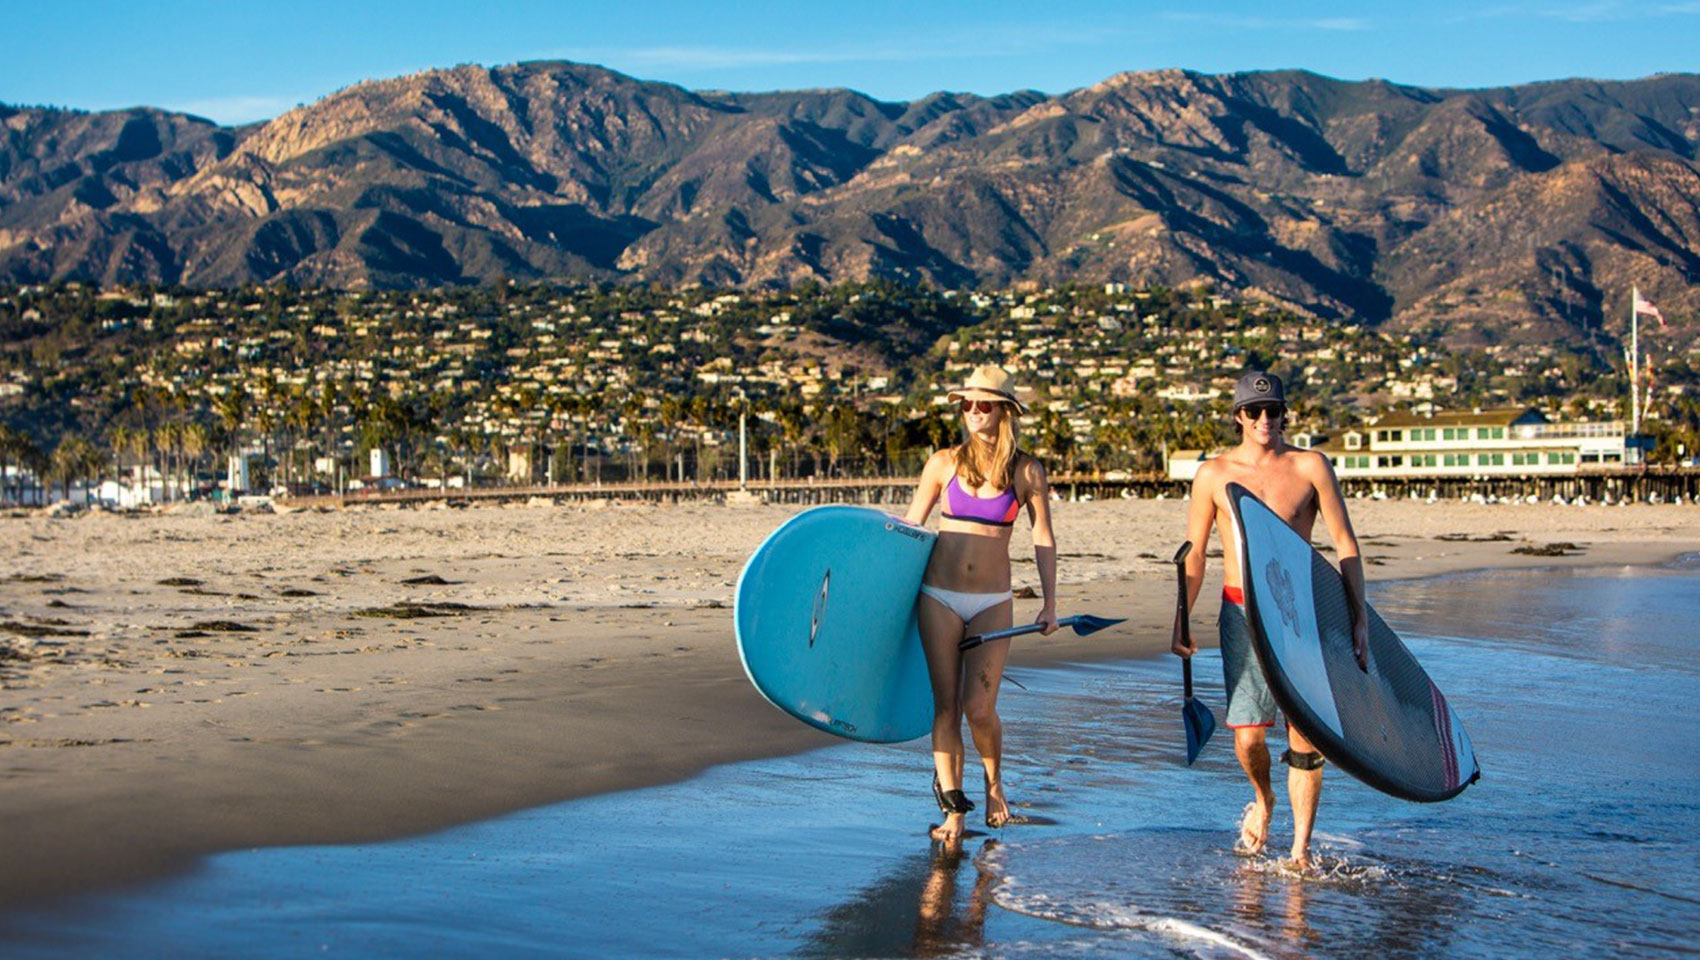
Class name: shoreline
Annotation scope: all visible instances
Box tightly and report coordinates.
[2,498,1696,908]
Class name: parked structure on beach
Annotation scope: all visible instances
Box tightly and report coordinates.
[1168,407,1641,481]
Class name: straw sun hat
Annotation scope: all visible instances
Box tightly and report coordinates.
[945,364,1028,414]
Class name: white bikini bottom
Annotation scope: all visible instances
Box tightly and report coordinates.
[919,584,1013,624]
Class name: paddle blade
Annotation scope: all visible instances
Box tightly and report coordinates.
[1065,615,1125,637]
[1184,697,1217,765]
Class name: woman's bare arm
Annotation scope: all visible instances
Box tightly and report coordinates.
[904,449,949,526]
[1024,457,1059,634]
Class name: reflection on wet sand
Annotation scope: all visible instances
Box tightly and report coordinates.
[798,840,999,959]
[1227,859,1316,951]
[1220,848,1478,960]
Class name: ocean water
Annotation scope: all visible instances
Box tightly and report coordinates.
[5,559,1699,959]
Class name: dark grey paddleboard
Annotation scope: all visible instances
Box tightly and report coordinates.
[1226,483,1480,802]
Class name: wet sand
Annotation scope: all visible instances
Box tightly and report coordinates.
[2,496,1695,906]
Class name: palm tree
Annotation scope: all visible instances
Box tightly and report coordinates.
[78,438,105,505]
[215,386,247,446]
[252,407,277,492]
[183,423,208,498]
[316,382,342,488]
[657,396,684,482]
[154,422,181,503]
[776,402,806,480]
[215,386,248,494]
[19,436,48,507]
[286,388,317,494]
[107,425,134,501]
[0,424,23,506]
[50,436,98,505]
[1036,409,1076,475]
[422,442,453,493]
[123,425,151,500]
[824,404,865,478]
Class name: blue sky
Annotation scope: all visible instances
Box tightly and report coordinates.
[3,0,1697,125]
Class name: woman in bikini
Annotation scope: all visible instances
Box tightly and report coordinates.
[903,365,1058,844]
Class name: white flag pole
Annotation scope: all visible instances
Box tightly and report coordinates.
[1630,286,1641,437]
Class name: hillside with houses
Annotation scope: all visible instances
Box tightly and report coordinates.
[2,280,1695,505]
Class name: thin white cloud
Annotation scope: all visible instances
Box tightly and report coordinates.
[1441,5,1527,22]
[551,25,1138,77]
[1160,12,1373,30]
[574,46,891,71]
[1541,1,1632,21]
[162,94,303,125]
[1451,0,1699,19]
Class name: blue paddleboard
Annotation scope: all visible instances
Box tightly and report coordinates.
[1226,483,1480,802]
[734,506,936,743]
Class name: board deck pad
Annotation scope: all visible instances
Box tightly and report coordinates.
[1226,483,1479,802]
[735,506,936,743]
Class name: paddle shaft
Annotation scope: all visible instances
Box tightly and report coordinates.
[958,616,1078,651]
[1173,539,1218,765]
[1173,541,1195,699]
[957,614,1125,651]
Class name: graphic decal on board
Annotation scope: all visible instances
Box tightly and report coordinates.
[1266,559,1300,634]
[809,570,830,648]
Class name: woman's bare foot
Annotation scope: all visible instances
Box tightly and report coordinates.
[984,778,1012,828]
[930,811,966,843]
[1235,799,1272,856]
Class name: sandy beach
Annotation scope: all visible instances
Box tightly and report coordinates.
[3,495,1697,907]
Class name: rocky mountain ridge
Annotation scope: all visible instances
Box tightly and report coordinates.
[2,62,1697,348]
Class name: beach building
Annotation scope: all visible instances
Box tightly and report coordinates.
[1166,449,1211,482]
[1166,407,1637,481]
[1,465,48,506]
[228,454,250,493]
[507,445,534,483]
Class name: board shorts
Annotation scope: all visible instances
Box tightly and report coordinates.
[1219,585,1276,728]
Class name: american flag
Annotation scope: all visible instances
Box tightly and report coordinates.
[1633,287,1668,329]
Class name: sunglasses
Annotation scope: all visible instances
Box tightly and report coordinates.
[1241,403,1286,421]
[959,399,1007,414]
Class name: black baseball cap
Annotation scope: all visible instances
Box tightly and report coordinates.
[1232,371,1286,412]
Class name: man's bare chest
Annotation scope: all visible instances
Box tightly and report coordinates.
[1215,468,1315,529]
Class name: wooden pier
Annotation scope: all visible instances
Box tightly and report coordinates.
[283,466,1700,509]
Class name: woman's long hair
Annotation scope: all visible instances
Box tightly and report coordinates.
[955,405,1020,491]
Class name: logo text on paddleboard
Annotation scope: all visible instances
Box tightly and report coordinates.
[1265,559,1300,634]
[886,517,929,541]
[809,570,830,648]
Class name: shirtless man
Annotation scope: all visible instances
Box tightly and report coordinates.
[1171,371,1368,870]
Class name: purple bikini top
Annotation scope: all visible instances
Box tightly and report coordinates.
[941,474,1020,527]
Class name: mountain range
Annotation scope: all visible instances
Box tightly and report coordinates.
[3,62,1698,348]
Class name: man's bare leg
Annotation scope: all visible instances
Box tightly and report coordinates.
[1285,725,1323,869]
[1233,726,1275,855]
